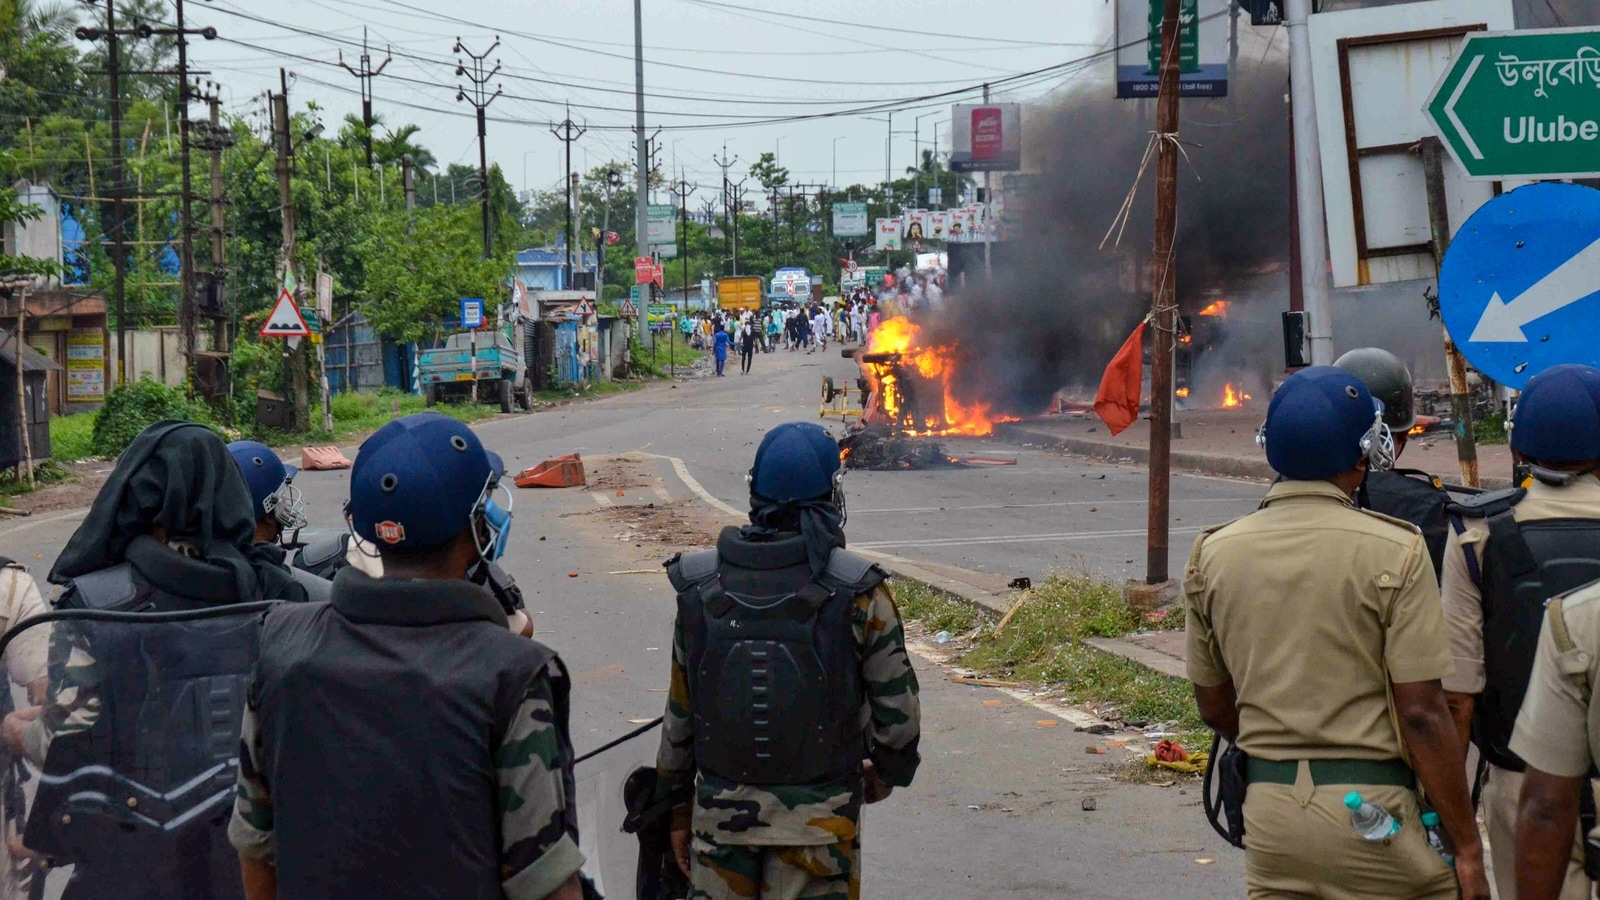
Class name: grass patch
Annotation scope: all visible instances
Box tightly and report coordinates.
[1474,413,1508,445]
[631,336,703,377]
[0,460,73,505]
[49,413,96,462]
[531,380,643,404]
[251,387,501,448]
[898,571,1205,735]
[893,579,981,635]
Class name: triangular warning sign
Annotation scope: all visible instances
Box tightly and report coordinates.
[618,298,637,317]
[260,288,311,337]
[574,297,595,317]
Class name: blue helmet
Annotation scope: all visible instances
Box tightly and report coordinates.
[348,413,506,552]
[1511,364,1600,463]
[227,440,305,529]
[750,422,842,502]
[1261,366,1390,481]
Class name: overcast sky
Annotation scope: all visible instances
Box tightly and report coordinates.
[183,0,1119,202]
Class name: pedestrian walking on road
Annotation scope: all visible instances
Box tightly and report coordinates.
[655,422,921,900]
[1186,366,1489,900]
[1439,364,1600,900]
[713,325,730,376]
[739,322,756,375]
[229,413,589,900]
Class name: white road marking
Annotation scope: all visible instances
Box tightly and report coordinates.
[852,497,1254,515]
[853,526,1207,550]
[651,486,673,503]
[590,493,614,508]
[0,508,89,539]
[629,453,744,519]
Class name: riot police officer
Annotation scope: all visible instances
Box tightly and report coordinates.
[1186,367,1488,899]
[1335,347,1453,580]
[229,412,585,900]
[1441,363,1600,899]
[2,420,305,900]
[1510,571,1600,900]
[226,440,306,547]
[656,421,922,899]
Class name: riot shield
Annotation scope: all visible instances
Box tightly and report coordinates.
[575,718,668,900]
[0,603,275,900]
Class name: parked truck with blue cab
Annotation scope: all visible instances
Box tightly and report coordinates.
[419,309,531,413]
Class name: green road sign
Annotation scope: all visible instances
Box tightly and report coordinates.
[1426,27,1600,181]
[1147,0,1199,75]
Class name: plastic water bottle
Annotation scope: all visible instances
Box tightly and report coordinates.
[934,630,952,644]
[1421,811,1455,867]
[1344,792,1400,841]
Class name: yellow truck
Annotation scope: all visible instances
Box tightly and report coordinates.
[716,276,764,314]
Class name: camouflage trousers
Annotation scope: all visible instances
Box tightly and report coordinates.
[689,836,859,900]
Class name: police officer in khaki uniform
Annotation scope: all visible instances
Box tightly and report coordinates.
[1186,366,1489,899]
[0,561,48,900]
[1511,578,1600,900]
[1439,364,1600,900]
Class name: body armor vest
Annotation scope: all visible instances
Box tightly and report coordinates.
[1451,487,1600,770]
[35,537,271,898]
[667,529,884,786]
[1362,468,1451,581]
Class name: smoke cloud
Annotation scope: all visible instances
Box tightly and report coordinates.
[920,52,1294,417]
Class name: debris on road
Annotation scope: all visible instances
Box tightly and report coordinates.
[1036,720,1059,728]
[300,445,353,470]
[515,453,586,488]
[1085,745,1107,755]
[1080,797,1098,811]
[1075,723,1115,735]
[951,676,1022,687]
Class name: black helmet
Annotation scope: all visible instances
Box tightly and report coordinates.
[1333,348,1416,432]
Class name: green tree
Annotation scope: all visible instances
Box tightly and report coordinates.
[0,0,83,128]
[357,203,510,343]
[748,152,789,191]
[0,179,62,280]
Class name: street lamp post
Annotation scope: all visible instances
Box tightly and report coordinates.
[831,136,845,191]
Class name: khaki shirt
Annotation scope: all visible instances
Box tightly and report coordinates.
[1440,475,1600,694]
[0,565,48,690]
[1186,480,1452,761]
[1510,580,1600,778]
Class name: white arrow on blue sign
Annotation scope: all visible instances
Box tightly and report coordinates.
[1440,182,1600,389]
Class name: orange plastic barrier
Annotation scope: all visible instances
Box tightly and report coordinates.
[300,446,353,470]
[514,454,586,488]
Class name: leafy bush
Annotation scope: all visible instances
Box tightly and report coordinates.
[50,413,97,462]
[91,377,221,458]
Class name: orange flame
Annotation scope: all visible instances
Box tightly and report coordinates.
[1408,424,1426,437]
[863,316,1015,436]
[1198,299,1230,317]
[1220,383,1253,409]
[1176,387,1190,399]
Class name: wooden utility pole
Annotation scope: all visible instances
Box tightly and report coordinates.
[1147,0,1182,586]
[194,81,231,354]
[1421,137,1480,488]
[273,70,308,431]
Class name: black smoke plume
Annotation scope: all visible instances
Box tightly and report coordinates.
[924,57,1293,417]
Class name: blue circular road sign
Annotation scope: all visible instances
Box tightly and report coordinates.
[1440,182,1600,390]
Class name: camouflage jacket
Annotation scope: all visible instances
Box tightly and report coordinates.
[656,582,922,847]
[229,669,584,896]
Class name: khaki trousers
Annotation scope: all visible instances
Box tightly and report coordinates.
[1481,763,1594,900]
[1244,766,1457,899]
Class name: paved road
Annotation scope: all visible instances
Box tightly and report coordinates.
[2,347,1254,897]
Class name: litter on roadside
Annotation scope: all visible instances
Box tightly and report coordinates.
[515,453,586,488]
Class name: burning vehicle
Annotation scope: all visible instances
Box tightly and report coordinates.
[835,316,1015,469]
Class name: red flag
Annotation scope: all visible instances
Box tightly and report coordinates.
[1094,322,1145,436]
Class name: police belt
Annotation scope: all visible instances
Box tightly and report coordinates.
[1246,757,1414,788]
